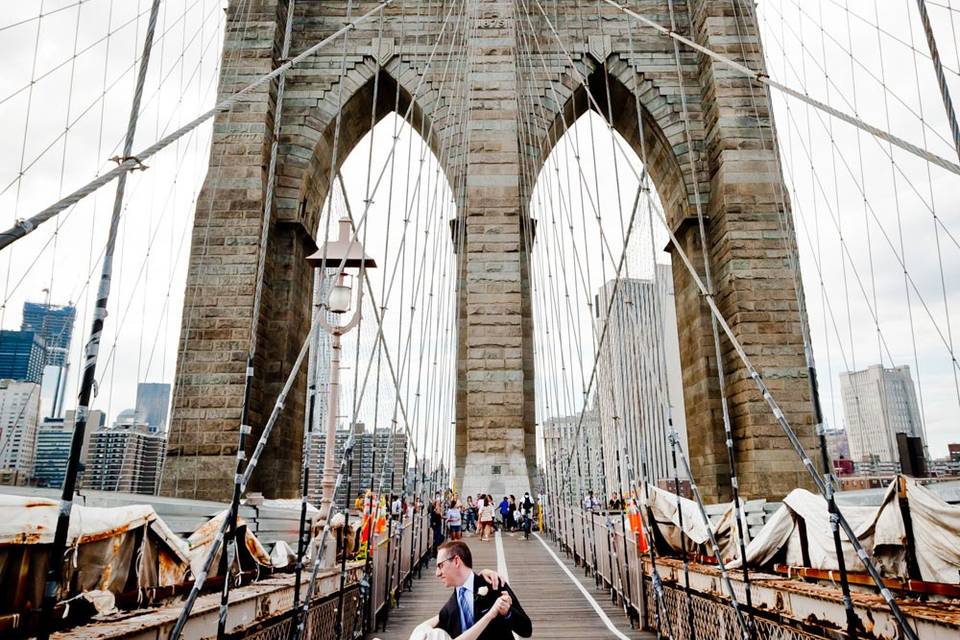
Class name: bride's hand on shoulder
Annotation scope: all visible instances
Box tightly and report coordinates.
[477,568,508,590]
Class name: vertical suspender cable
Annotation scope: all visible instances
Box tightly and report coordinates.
[664,2,755,634]
[38,1,162,638]
[293,267,319,622]
[617,95,684,640]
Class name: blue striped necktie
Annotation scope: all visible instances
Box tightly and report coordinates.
[458,586,474,630]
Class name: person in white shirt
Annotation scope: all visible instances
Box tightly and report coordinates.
[582,490,597,511]
[447,501,463,540]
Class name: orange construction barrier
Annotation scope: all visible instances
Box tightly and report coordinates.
[627,499,648,553]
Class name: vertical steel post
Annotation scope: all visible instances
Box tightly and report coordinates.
[38,2,162,636]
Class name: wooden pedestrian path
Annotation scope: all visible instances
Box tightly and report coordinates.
[373,530,654,639]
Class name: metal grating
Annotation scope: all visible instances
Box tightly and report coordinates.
[235,585,362,640]
[644,579,817,640]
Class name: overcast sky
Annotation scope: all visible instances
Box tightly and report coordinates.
[0,0,957,469]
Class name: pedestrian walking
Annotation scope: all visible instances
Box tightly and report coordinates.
[478,495,495,542]
[465,495,477,533]
[431,501,445,554]
[498,496,509,531]
[520,492,534,540]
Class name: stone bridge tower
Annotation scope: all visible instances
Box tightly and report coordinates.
[162,0,817,503]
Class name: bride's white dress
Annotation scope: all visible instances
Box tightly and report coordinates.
[408,622,453,640]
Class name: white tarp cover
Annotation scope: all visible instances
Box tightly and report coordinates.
[729,476,960,584]
[0,494,191,615]
[872,476,960,584]
[269,539,297,568]
[727,489,876,572]
[638,483,751,560]
[0,494,187,556]
[711,499,752,563]
[640,483,710,553]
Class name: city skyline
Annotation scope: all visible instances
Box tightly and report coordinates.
[0,301,172,428]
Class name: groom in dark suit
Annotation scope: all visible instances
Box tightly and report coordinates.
[434,540,533,639]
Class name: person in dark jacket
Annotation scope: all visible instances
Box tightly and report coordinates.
[430,501,445,554]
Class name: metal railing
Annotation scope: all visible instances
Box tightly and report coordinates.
[548,504,845,640]
[236,585,361,640]
[370,511,432,627]
[233,510,431,640]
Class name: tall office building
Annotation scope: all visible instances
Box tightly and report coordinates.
[135,383,171,433]
[307,422,408,506]
[542,406,604,498]
[593,265,688,493]
[840,364,925,464]
[21,302,75,367]
[85,413,166,495]
[0,330,45,383]
[33,409,103,488]
[0,380,41,485]
[22,302,76,417]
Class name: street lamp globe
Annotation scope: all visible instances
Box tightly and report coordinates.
[327,278,353,314]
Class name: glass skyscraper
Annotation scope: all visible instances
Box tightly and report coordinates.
[21,302,76,367]
[0,330,45,383]
[33,409,103,488]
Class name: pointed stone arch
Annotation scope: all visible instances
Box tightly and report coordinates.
[530,56,708,231]
[239,58,459,499]
[275,57,457,240]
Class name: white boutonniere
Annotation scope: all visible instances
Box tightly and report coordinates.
[477,586,489,597]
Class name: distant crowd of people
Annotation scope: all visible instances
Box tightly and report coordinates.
[350,488,543,557]
[428,491,540,550]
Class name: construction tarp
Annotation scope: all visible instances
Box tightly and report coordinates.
[639,483,748,560]
[641,483,709,553]
[186,509,272,580]
[872,476,960,584]
[729,476,960,584]
[727,489,876,572]
[0,494,191,615]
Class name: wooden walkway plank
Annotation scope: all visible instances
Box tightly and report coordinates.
[373,529,654,639]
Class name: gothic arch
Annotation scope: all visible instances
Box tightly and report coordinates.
[241,54,458,497]
[276,55,457,240]
[529,54,709,231]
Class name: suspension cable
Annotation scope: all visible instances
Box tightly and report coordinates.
[598,0,960,175]
[915,0,960,160]
[0,0,399,251]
